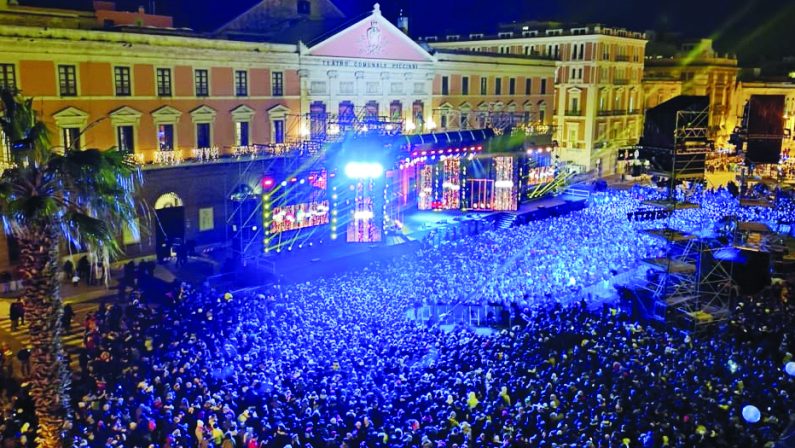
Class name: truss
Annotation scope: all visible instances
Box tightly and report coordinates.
[642,233,735,328]
[225,148,324,263]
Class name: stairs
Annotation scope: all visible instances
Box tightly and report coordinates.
[492,213,518,229]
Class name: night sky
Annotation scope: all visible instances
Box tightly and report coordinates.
[23,0,795,62]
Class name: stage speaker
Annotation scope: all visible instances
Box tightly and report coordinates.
[746,95,785,164]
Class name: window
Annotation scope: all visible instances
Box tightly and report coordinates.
[495,78,502,95]
[480,77,487,95]
[509,78,516,95]
[311,81,327,95]
[194,69,209,97]
[272,71,284,96]
[196,123,211,148]
[441,76,449,95]
[462,76,469,95]
[62,127,80,150]
[114,66,131,96]
[525,78,532,94]
[235,70,248,97]
[157,124,174,150]
[58,65,77,96]
[235,121,249,146]
[570,97,579,113]
[339,81,354,95]
[156,68,172,96]
[0,64,16,90]
[366,82,379,95]
[273,119,285,143]
[116,125,134,153]
[540,79,547,94]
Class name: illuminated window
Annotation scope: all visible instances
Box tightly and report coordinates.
[116,125,135,153]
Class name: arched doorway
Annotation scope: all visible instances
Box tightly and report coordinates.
[154,192,185,262]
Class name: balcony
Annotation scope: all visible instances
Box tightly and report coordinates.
[565,109,582,116]
[615,55,630,62]
[597,110,627,116]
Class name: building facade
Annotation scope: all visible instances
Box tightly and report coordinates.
[426,23,647,174]
[643,39,739,148]
[0,1,555,271]
[728,80,795,163]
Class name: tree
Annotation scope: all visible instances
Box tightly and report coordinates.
[0,88,142,448]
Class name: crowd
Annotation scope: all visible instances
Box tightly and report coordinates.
[0,186,793,447]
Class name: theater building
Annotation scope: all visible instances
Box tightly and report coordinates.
[426,22,647,174]
[0,0,555,271]
[643,38,739,149]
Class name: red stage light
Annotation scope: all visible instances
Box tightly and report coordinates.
[291,177,298,182]
[261,177,275,189]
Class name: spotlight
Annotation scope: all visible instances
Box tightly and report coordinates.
[344,162,384,179]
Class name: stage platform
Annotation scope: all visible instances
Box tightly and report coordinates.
[215,193,591,290]
[643,257,697,274]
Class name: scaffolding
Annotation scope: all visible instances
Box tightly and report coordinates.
[429,108,554,137]
[225,144,323,264]
[642,229,736,328]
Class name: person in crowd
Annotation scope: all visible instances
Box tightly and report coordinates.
[0,185,793,448]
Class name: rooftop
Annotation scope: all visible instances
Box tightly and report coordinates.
[420,22,646,44]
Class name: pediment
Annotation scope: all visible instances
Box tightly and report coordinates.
[307,6,433,62]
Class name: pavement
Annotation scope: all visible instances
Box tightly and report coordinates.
[0,282,117,377]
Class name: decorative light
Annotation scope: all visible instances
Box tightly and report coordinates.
[494,156,516,211]
[425,119,437,131]
[385,124,394,131]
[406,120,416,131]
[299,123,310,137]
[328,124,340,136]
[344,162,384,179]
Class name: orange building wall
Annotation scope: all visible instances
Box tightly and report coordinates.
[134,64,155,97]
[174,66,193,97]
[285,70,300,96]
[211,67,233,97]
[19,60,56,97]
[80,62,113,96]
[250,68,269,96]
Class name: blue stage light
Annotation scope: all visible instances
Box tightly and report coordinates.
[344,162,384,179]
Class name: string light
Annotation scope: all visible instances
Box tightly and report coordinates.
[494,156,516,211]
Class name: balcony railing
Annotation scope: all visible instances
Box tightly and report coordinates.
[565,109,582,116]
[613,78,630,85]
[615,55,631,62]
[597,109,628,116]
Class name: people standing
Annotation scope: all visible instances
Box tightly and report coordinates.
[8,298,21,331]
[62,303,75,333]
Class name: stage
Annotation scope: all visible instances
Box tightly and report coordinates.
[215,191,591,290]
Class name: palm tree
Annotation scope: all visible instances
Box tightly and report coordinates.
[0,88,142,448]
